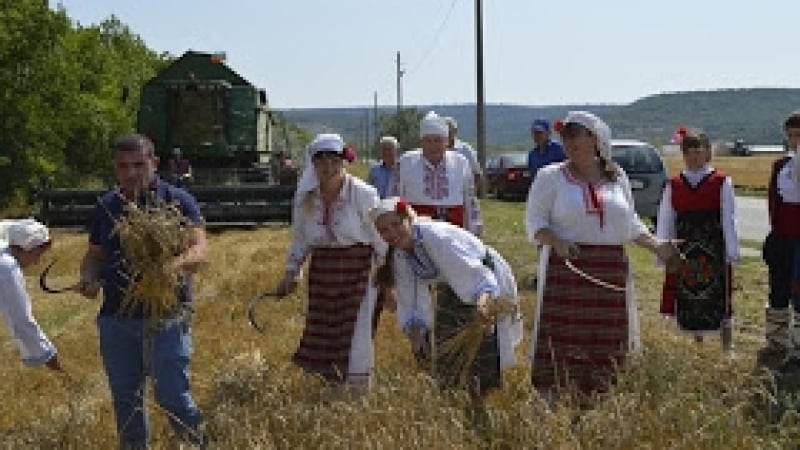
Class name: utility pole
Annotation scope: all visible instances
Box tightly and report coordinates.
[396,51,404,114]
[363,110,370,157]
[373,91,379,160]
[475,0,486,196]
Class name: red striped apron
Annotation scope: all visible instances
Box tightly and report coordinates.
[293,244,373,382]
[532,244,629,396]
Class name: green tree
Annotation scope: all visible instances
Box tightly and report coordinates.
[0,3,167,207]
[378,108,423,152]
[0,0,73,206]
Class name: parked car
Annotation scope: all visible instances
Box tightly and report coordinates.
[485,152,531,199]
[609,139,667,223]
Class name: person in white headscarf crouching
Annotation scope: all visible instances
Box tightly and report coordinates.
[369,197,522,402]
[275,133,387,396]
[0,219,61,371]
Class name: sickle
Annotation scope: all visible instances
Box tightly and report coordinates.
[564,259,626,293]
[247,291,281,334]
[39,259,81,294]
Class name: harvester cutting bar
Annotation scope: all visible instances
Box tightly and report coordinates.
[38,185,295,228]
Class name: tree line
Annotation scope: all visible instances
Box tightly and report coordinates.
[0,1,167,209]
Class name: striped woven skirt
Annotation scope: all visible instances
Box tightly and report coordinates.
[292,244,373,382]
[531,244,628,396]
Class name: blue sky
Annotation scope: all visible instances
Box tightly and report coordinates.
[51,0,799,110]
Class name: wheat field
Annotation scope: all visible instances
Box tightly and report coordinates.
[662,154,777,190]
[0,196,796,448]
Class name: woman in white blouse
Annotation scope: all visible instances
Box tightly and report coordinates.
[525,111,678,404]
[370,197,522,399]
[0,219,61,371]
[276,133,386,393]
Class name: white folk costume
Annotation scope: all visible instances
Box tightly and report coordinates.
[452,138,482,177]
[392,112,482,235]
[286,134,386,386]
[656,165,739,335]
[525,111,648,396]
[0,219,58,366]
[385,218,522,388]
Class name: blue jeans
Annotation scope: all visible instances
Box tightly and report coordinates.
[97,315,203,448]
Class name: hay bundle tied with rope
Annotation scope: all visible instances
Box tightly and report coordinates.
[114,197,193,319]
[437,297,517,388]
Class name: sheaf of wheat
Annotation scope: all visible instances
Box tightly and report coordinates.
[436,297,517,388]
[113,196,193,319]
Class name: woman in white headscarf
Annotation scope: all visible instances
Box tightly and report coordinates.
[370,197,522,398]
[0,219,61,370]
[525,111,679,403]
[275,133,386,393]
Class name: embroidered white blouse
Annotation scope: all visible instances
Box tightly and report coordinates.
[0,250,57,366]
[655,165,740,264]
[392,221,523,368]
[525,162,649,244]
[392,150,482,235]
[285,175,387,276]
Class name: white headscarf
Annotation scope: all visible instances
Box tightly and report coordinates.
[563,111,612,161]
[295,133,346,197]
[0,219,50,251]
[367,197,416,223]
[419,111,448,138]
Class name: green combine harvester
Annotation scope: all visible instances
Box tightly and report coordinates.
[38,50,296,227]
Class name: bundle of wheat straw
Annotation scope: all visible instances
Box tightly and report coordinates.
[437,297,517,388]
[113,197,192,319]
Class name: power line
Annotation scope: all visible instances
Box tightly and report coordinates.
[405,0,461,76]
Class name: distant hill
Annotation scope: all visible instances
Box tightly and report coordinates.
[281,88,800,151]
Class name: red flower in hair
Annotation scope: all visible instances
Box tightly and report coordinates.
[395,198,409,216]
[343,146,357,163]
[670,125,688,144]
[553,119,565,133]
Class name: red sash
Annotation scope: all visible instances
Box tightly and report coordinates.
[411,204,465,228]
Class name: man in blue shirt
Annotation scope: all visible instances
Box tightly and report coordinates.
[367,136,399,199]
[527,118,566,179]
[77,133,208,448]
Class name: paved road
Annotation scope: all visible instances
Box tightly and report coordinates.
[736,196,768,242]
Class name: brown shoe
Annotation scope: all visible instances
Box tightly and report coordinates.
[756,344,787,369]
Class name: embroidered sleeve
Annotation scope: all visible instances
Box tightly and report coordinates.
[285,200,311,276]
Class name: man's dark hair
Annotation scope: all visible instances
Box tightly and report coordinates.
[784,111,800,131]
[114,133,156,157]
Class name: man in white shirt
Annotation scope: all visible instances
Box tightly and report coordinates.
[394,111,482,236]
